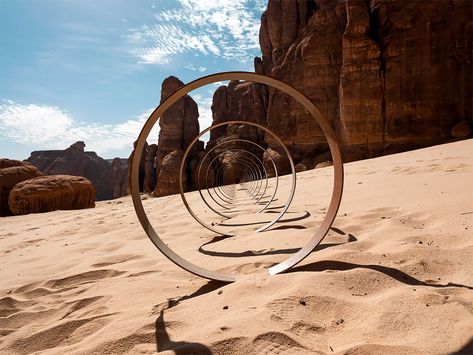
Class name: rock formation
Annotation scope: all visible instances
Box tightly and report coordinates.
[27,142,128,201]
[154,150,187,197]
[123,0,473,196]
[8,175,95,215]
[126,76,204,197]
[0,159,43,216]
[126,140,146,195]
[143,144,158,193]
[154,76,203,196]
[209,0,472,169]
[110,158,128,199]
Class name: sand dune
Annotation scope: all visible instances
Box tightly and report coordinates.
[1,139,472,354]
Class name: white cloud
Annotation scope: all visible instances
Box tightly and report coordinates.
[0,99,156,156]
[193,95,213,131]
[127,0,265,65]
[184,64,207,72]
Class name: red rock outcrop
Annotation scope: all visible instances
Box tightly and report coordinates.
[210,0,472,169]
[143,144,158,193]
[8,175,95,216]
[154,150,187,197]
[110,158,128,199]
[27,142,127,201]
[125,76,204,197]
[0,159,43,216]
[206,79,270,184]
[153,76,203,196]
[126,140,146,195]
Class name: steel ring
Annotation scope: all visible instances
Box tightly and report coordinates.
[131,71,343,282]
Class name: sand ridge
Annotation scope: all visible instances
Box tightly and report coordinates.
[0,139,472,354]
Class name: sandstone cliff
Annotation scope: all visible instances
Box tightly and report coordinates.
[27,142,128,201]
[210,0,472,168]
[154,76,202,196]
[128,76,204,197]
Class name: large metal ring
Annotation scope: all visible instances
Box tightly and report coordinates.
[131,71,344,282]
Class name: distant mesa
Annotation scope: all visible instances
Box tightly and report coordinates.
[26,141,128,201]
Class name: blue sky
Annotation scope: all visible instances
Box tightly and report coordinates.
[0,0,266,160]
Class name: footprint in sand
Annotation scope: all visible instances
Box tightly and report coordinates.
[252,331,311,354]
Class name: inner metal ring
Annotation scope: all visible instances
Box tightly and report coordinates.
[195,137,280,215]
[204,152,264,218]
[181,120,296,235]
[208,153,265,206]
[131,71,344,283]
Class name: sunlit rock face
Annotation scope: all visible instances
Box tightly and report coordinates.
[211,0,472,167]
[151,76,203,197]
[8,175,95,215]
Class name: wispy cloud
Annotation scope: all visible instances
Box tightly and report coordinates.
[184,64,207,72]
[127,0,266,65]
[0,99,155,156]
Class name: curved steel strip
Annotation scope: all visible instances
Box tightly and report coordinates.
[131,71,343,282]
[208,157,256,209]
[204,153,261,211]
[202,149,267,223]
[212,163,256,206]
[185,136,282,236]
[219,151,268,203]
[181,120,296,236]
[196,139,265,201]
[212,157,263,203]
[195,137,280,213]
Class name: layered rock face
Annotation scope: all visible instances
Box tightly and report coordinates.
[8,175,95,215]
[27,142,128,201]
[211,0,472,168]
[110,158,128,199]
[0,159,43,216]
[206,80,270,181]
[128,76,204,197]
[154,76,202,196]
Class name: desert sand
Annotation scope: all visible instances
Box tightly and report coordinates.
[1,139,472,354]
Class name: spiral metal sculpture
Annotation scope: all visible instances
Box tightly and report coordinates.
[131,72,344,283]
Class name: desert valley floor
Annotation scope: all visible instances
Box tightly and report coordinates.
[1,139,472,354]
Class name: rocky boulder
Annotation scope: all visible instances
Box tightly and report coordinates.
[0,159,43,216]
[143,144,158,193]
[8,175,95,215]
[126,140,146,195]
